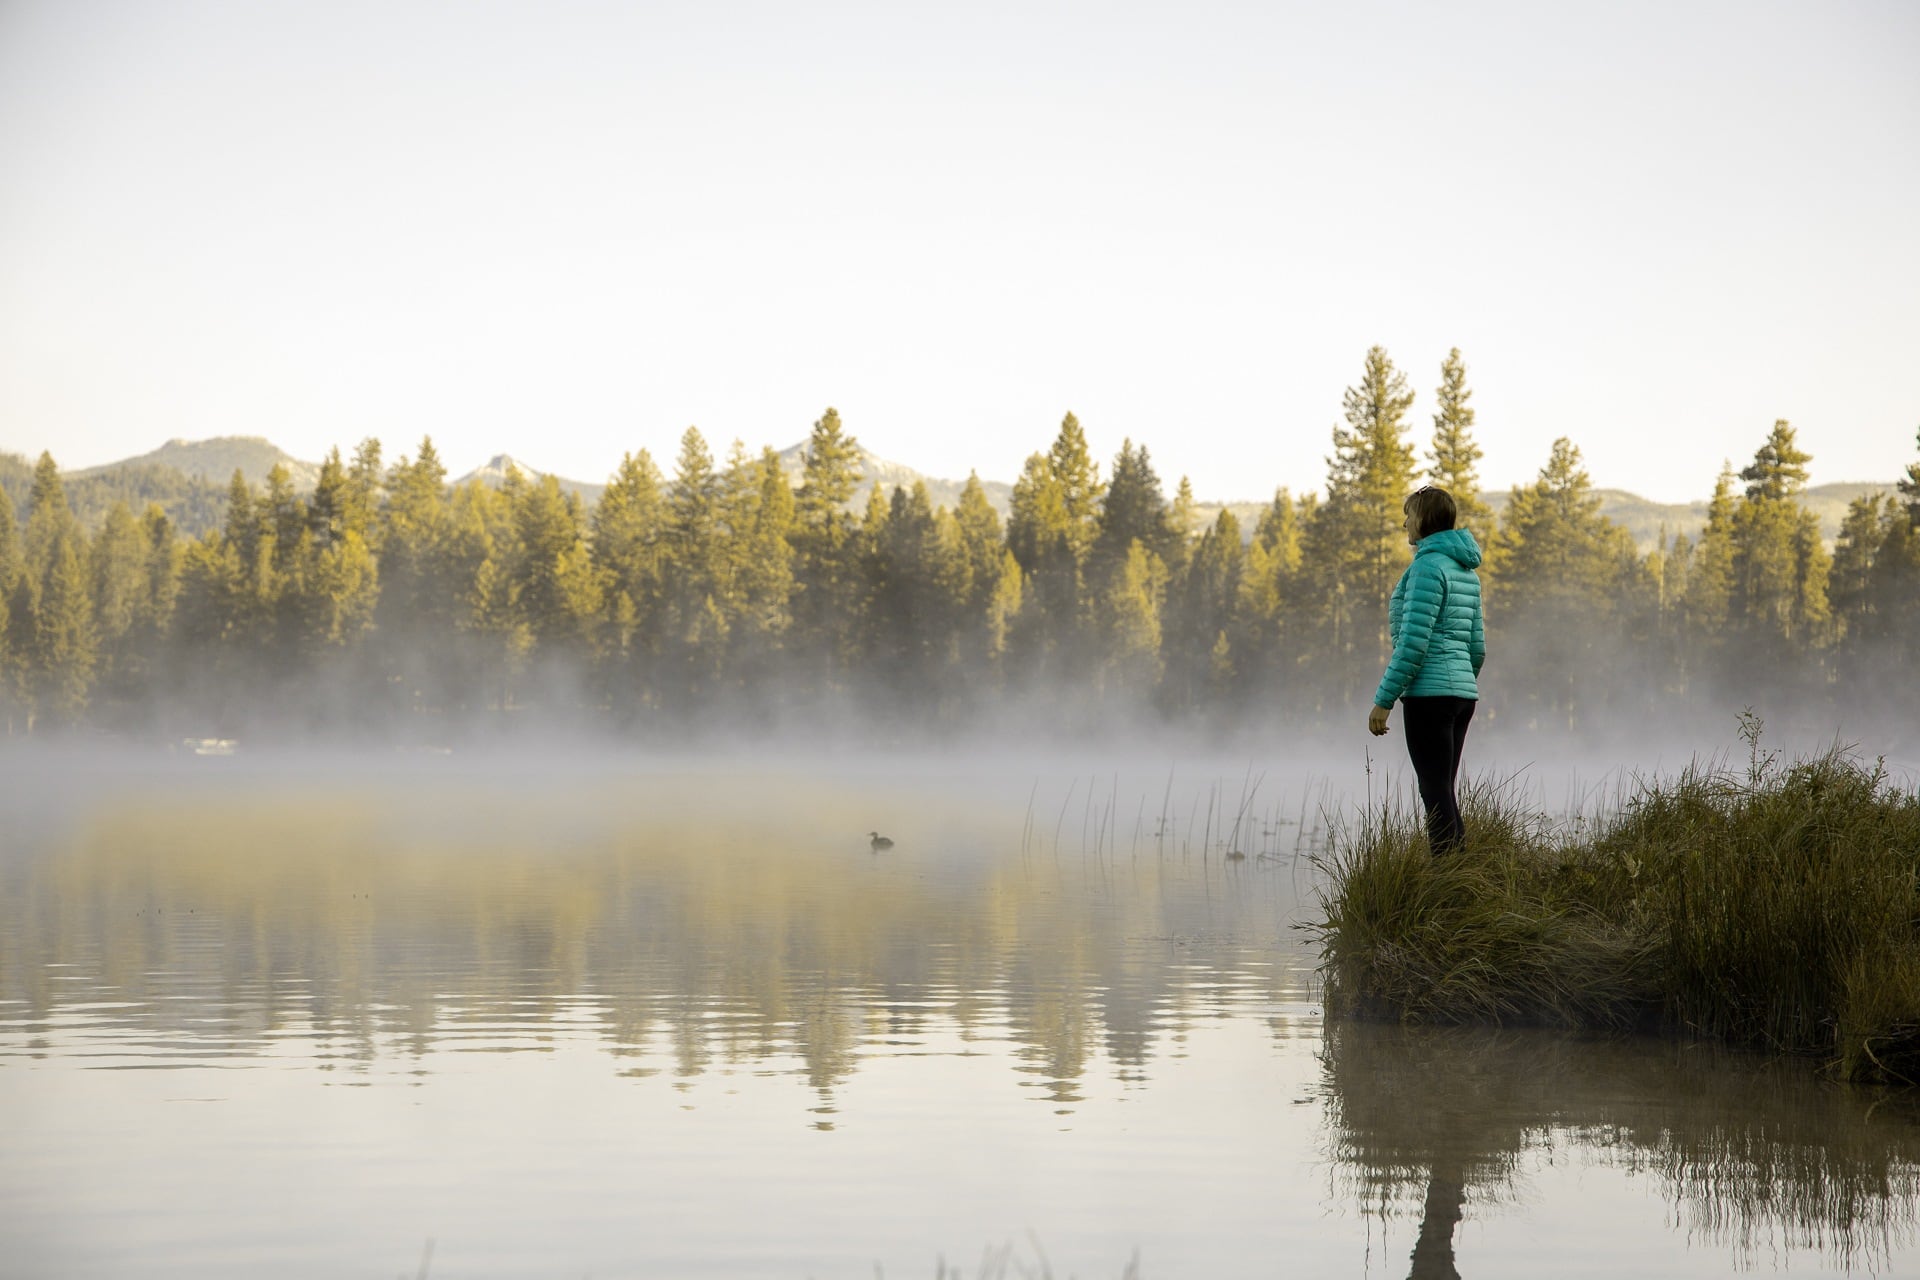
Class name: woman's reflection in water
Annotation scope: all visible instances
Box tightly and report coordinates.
[1322,1020,1920,1279]
[1322,1023,1506,1279]
[1408,1157,1466,1279]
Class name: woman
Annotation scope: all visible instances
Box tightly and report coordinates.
[1367,486,1485,857]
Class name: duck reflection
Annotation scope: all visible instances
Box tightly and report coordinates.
[1321,1020,1920,1277]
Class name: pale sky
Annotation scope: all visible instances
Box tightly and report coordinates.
[1,0,1915,503]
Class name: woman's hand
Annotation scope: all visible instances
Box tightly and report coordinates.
[1368,704,1391,736]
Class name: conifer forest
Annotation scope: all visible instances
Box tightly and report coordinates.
[3,348,1916,740]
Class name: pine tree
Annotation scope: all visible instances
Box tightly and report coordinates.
[378,440,454,632]
[1094,539,1166,698]
[1789,511,1832,649]
[791,408,864,683]
[1088,440,1176,693]
[33,529,96,726]
[1297,347,1419,701]
[1867,511,1920,664]
[593,449,670,611]
[0,484,19,728]
[849,486,893,680]
[952,475,999,606]
[1163,510,1244,713]
[927,506,972,689]
[0,485,18,729]
[1427,348,1492,531]
[666,428,723,611]
[257,465,309,666]
[661,428,727,702]
[1491,439,1617,593]
[3,571,32,729]
[23,452,76,577]
[0,484,17,599]
[1333,347,1418,610]
[307,528,380,649]
[1738,420,1812,501]
[1862,427,1920,663]
[1006,451,1059,574]
[953,474,1014,677]
[1165,477,1196,580]
[300,450,381,654]
[592,449,670,707]
[11,456,97,727]
[1488,438,1636,728]
[1231,489,1303,694]
[862,482,960,699]
[1828,495,1886,641]
[1635,530,1679,683]
[1093,439,1177,580]
[213,469,279,657]
[89,502,152,700]
[139,505,179,657]
[1899,425,1920,526]
[1661,530,1691,617]
[1729,421,1830,651]
[345,438,384,548]
[1007,414,1105,678]
[309,449,352,551]
[1683,466,1738,647]
[1047,413,1105,563]
[171,533,237,657]
[260,464,306,577]
[453,477,527,710]
[223,469,260,567]
[983,550,1023,679]
[510,473,601,661]
[372,439,462,710]
[718,445,796,686]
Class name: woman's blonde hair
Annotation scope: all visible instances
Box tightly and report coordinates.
[1404,486,1457,539]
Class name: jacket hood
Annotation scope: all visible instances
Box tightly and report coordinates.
[1417,527,1483,569]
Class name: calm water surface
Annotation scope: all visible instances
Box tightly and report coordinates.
[2,753,1915,1278]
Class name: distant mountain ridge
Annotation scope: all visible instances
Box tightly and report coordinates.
[1,435,1893,550]
[1481,483,1889,550]
[69,436,323,492]
[453,454,607,505]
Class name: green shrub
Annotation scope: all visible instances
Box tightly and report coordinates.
[1310,739,1920,1083]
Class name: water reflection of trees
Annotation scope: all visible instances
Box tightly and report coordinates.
[0,784,1311,1109]
[1322,1021,1920,1277]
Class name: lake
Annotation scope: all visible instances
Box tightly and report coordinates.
[2,750,1915,1278]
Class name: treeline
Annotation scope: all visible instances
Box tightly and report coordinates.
[3,347,1916,738]
[0,453,230,539]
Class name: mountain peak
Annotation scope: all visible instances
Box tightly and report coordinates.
[70,435,321,489]
[452,454,603,503]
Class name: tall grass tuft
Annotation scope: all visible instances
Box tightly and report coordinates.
[1309,731,1920,1083]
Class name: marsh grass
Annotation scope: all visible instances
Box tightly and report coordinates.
[1310,733,1920,1083]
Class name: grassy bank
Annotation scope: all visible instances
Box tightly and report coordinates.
[1309,730,1920,1083]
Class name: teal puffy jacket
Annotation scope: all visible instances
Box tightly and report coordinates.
[1372,528,1486,708]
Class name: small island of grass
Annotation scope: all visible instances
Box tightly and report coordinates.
[1309,724,1920,1084]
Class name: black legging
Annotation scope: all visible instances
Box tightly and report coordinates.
[1401,696,1475,856]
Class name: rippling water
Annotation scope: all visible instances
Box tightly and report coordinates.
[2,752,1915,1278]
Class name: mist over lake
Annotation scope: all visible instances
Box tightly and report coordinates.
[4,744,1917,1278]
